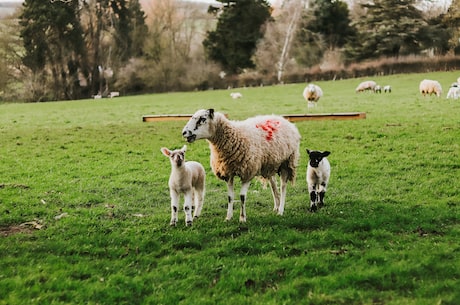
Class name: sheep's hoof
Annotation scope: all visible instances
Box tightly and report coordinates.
[318,202,325,208]
[309,205,317,213]
[186,221,193,226]
[170,221,177,226]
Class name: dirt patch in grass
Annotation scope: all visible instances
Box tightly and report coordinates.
[0,221,43,237]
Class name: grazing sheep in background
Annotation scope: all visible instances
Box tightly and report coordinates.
[355,80,377,93]
[230,92,243,99]
[384,85,392,93]
[306,149,331,212]
[419,79,442,97]
[374,85,382,93]
[446,86,460,99]
[182,109,300,222]
[302,84,323,107]
[161,145,206,226]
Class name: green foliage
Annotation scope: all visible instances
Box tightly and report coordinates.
[1,72,460,304]
[203,0,272,73]
[442,0,460,54]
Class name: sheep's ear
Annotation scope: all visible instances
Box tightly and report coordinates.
[207,108,214,119]
[306,149,311,155]
[161,147,170,157]
[323,151,331,157]
[181,145,187,152]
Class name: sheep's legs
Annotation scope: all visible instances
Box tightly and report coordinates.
[277,171,288,215]
[239,182,250,222]
[170,190,180,226]
[318,182,327,208]
[225,177,235,221]
[269,176,281,212]
[193,188,205,218]
[183,191,194,226]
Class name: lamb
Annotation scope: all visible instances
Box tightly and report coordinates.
[446,86,460,99]
[230,92,243,99]
[302,84,323,107]
[383,85,392,93]
[161,145,206,226]
[306,149,331,212]
[419,79,442,97]
[374,85,382,93]
[355,80,377,93]
[182,109,300,222]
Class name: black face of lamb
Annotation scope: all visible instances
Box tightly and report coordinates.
[307,150,330,167]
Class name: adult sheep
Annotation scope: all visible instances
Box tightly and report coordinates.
[356,80,377,93]
[419,79,442,97]
[303,84,323,107]
[182,109,300,222]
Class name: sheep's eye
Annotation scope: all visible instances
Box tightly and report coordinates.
[198,117,206,124]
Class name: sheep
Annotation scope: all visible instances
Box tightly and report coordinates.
[182,109,300,222]
[355,80,377,93]
[374,85,382,93]
[302,84,323,107]
[230,92,243,99]
[306,149,331,212]
[161,145,206,226]
[383,85,392,93]
[419,79,442,97]
[446,86,460,99]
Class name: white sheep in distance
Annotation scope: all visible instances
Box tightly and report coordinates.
[383,85,392,93]
[230,92,243,99]
[161,145,206,226]
[419,79,442,97]
[302,84,323,107]
[356,80,377,93]
[182,109,301,222]
[446,86,460,99]
[374,85,382,93]
[306,149,331,212]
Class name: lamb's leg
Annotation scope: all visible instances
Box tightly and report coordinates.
[308,183,317,212]
[225,177,235,221]
[239,181,250,222]
[193,188,205,218]
[318,182,327,208]
[268,176,281,212]
[277,171,288,215]
[170,190,180,226]
[183,191,194,226]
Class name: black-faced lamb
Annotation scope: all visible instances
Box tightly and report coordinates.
[374,85,382,93]
[306,149,331,212]
[303,84,323,107]
[419,79,442,97]
[161,145,206,226]
[383,85,392,93]
[182,109,300,222]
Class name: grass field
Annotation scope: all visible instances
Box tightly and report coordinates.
[1,71,459,304]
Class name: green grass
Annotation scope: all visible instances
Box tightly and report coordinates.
[1,71,459,304]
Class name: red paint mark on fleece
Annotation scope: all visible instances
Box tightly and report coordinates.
[256,120,281,141]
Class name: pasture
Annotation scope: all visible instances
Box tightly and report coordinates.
[0,71,459,304]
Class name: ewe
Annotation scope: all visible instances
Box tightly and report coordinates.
[419,79,442,97]
[356,80,377,93]
[161,145,206,226]
[182,109,300,222]
[306,149,331,212]
[302,84,323,107]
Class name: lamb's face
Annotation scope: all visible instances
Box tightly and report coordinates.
[307,149,331,168]
[182,109,214,143]
[161,145,186,167]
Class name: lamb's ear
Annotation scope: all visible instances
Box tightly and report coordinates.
[207,108,214,119]
[160,147,171,157]
[181,145,187,152]
[306,149,311,155]
[322,151,331,157]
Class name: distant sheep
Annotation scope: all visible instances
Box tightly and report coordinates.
[419,79,442,97]
[303,84,323,107]
[374,85,382,93]
[182,109,300,222]
[306,149,331,212]
[161,145,206,226]
[230,92,243,99]
[383,85,392,93]
[356,80,377,93]
[446,86,460,99]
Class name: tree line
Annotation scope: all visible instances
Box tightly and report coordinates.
[0,0,459,102]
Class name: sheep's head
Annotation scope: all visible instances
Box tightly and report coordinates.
[182,109,214,143]
[307,149,330,168]
[161,145,187,167]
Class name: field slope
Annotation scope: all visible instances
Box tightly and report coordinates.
[1,72,459,304]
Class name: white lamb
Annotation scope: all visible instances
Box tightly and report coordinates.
[446,86,460,99]
[161,145,206,226]
[419,79,442,97]
[306,149,331,212]
[383,85,392,93]
[182,109,300,222]
[302,84,323,107]
[374,85,382,93]
[230,92,243,99]
[355,80,377,93]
